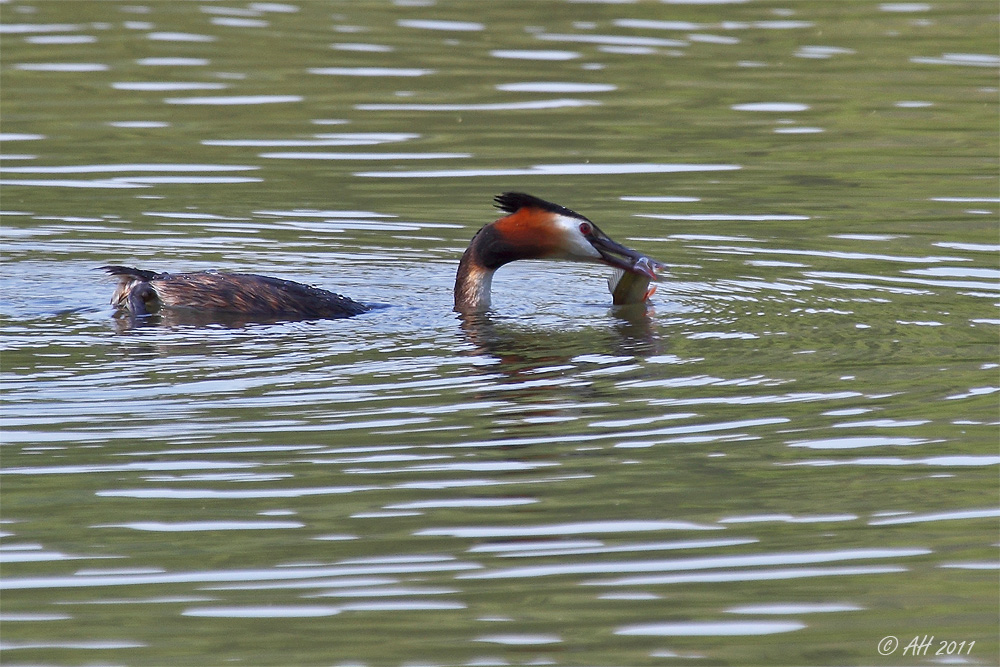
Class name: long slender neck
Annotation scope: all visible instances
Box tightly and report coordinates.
[454,242,495,313]
[454,218,554,313]
[455,222,520,313]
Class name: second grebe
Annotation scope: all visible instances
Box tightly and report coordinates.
[104,192,663,320]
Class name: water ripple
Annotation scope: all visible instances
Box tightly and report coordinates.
[96,520,305,531]
[165,95,302,105]
[536,33,686,48]
[260,152,470,161]
[788,436,928,450]
[1,560,483,591]
[868,508,1000,526]
[1,163,258,174]
[397,19,484,31]
[475,633,562,645]
[0,23,84,33]
[355,99,600,112]
[783,455,1000,467]
[461,548,928,580]
[97,485,379,500]
[419,519,720,540]
[727,603,863,614]
[357,162,740,178]
[617,620,805,636]
[1,640,146,650]
[480,537,758,558]
[183,605,340,618]
[308,67,435,77]
[490,50,580,60]
[587,565,910,587]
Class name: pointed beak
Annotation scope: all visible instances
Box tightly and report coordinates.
[589,229,666,280]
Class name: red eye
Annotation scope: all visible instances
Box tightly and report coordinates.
[579,222,593,235]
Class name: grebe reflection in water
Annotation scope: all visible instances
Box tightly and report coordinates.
[103,193,666,321]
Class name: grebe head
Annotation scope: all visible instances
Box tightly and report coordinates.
[454,192,661,313]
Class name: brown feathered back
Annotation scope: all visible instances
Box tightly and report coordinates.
[102,266,369,320]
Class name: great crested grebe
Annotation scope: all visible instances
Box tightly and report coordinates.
[103,192,663,320]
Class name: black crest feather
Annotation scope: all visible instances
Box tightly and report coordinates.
[100,265,162,282]
[493,192,590,222]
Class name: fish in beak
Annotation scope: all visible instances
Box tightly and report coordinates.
[489,192,668,307]
[583,224,667,305]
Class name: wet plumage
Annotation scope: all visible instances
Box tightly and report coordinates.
[102,266,369,319]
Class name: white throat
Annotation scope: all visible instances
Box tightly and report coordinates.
[455,263,495,313]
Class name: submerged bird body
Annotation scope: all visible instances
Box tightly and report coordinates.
[104,193,662,321]
[103,266,369,319]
